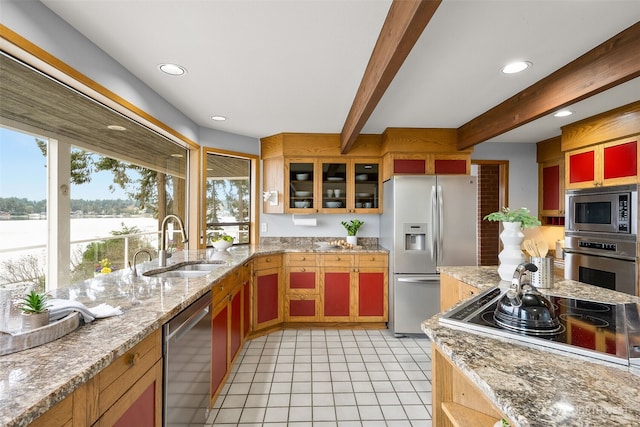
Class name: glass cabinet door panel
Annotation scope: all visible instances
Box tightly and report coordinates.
[322,161,347,210]
[353,162,379,210]
[289,162,315,210]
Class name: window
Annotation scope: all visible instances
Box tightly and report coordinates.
[0,52,189,292]
[205,153,251,245]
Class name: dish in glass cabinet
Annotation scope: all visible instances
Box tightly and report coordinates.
[295,191,312,197]
[327,177,344,181]
[295,173,309,180]
[294,200,311,208]
[326,201,342,208]
[355,174,368,181]
[356,192,372,198]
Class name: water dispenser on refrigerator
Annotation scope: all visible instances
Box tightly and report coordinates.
[404,223,426,252]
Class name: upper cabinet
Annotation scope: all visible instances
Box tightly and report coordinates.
[260,130,473,214]
[380,128,472,181]
[536,136,565,226]
[261,133,382,214]
[565,137,639,189]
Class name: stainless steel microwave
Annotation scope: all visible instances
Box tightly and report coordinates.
[566,184,638,235]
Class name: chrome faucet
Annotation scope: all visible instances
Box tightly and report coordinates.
[131,249,152,276]
[158,214,188,266]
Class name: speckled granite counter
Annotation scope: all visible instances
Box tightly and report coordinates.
[0,243,387,427]
[425,266,640,427]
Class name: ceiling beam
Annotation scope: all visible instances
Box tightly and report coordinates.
[340,0,441,154]
[457,21,640,150]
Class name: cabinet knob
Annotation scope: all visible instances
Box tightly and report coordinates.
[301,267,306,272]
[266,258,271,262]
[301,256,306,261]
[129,352,140,367]
[336,257,341,261]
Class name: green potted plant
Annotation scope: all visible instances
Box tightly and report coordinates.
[483,207,541,281]
[341,219,364,245]
[19,290,51,330]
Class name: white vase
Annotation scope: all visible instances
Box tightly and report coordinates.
[346,235,358,246]
[497,221,525,281]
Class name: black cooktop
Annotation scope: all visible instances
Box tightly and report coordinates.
[440,287,638,366]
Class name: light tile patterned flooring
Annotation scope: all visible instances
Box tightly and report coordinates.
[206,329,433,426]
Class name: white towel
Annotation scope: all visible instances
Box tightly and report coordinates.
[48,299,123,323]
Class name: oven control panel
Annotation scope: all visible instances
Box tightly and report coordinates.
[618,194,629,232]
[578,241,617,251]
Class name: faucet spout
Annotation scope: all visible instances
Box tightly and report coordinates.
[131,249,152,276]
[158,214,188,266]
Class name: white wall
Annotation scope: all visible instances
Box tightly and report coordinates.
[199,127,260,155]
[471,141,539,217]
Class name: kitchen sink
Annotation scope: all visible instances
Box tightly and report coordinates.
[143,261,226,278]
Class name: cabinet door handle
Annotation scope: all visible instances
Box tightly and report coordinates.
[129,352,140,367]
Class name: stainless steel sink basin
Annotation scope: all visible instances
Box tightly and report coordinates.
[143,261,225,278]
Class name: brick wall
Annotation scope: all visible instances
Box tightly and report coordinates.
[478,164,500,265]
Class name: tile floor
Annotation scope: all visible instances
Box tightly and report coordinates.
[206,329,433,426]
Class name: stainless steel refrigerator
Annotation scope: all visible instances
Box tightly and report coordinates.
[380,175,477,335]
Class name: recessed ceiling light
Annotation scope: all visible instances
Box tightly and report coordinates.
[501,61,532,74]
[211,115,227,121]
[159,63,187,76]
[107,125,126,131]
[554,110,573,118]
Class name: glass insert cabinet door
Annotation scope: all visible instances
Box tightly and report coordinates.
[321,161,347,210]
[353,162,379,210]
[289,161,315,210]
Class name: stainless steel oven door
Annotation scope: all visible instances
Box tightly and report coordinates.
[565,252,636,296]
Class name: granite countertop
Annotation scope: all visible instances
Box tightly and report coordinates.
[426,266,640,427]
[0,243,387,427]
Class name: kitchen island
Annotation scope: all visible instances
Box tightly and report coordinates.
[425,266,640,427]
[0,242,387,427]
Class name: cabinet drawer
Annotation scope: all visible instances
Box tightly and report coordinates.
[357,253,388,268]
[285,253,316,266]
[98,329,162,415]
[254,255,282,270]
[319,254,353,267]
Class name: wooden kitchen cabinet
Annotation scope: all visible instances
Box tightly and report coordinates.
[565,136,639,189]
[211,299,228,403]
[440,273,478,312]
[320,254,353,321]
[284,253,320,322]
[252,255,283,331]
[537,135,565,225]
[355,253,388,322]
[433,346,510,427]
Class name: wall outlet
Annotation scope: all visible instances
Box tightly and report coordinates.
[261,223,268,233]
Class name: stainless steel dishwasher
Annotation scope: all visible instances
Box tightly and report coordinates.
[163,292,211,427]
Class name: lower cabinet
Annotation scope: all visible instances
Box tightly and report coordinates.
[440,273,478,312]
[30,330,163,427]
[433,346,510,427]
[252,255,283,331]
[285,253,320,322]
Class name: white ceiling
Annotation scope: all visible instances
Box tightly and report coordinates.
[41,0,640,145]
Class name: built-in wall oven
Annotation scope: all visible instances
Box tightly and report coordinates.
[565,184,638,296]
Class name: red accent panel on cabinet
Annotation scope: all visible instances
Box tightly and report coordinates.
[290,271,316,289]
[257,273,278,323]
[290,299,315,317]
[211,306,228,394]
[434,159,466,174]
[542,165,560,210]
[604,140,637,179]
[230,291,242,358]
[394,159,426,174]
[569,151,595,183]
[358,272,384,316]
[113,382,156,427]
[324,272,350,316]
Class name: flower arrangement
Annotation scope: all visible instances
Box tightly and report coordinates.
[483,207,541,229]
[341,219,365,236]
[96,258,113,274]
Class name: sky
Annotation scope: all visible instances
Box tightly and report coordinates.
[0,127,131,201]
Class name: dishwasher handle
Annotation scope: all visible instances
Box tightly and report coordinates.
[165,293,211,343]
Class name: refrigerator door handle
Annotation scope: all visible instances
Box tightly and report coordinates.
[431,185,437,261]
[437,184,444,263]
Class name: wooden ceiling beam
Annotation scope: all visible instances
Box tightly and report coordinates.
[457,21,640,150]
[340,0,441,154]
